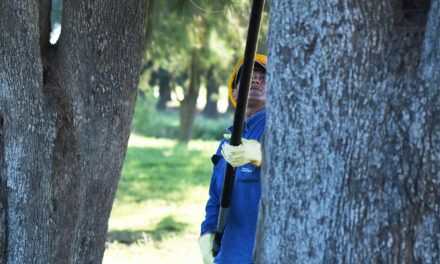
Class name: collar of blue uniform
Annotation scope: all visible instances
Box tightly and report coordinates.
[227,109,266,134]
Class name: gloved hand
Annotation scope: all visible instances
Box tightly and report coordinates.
[198,233,215,264]
[221,134,262,167]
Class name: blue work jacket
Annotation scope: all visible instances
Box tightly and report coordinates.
[201,110,266,264]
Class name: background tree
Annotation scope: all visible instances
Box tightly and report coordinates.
[256,0,440,263]
[202,66,219,118]
[0,0,149,263]
[147,0,234,142]
[144,0,270,142]
[155,68,173,110]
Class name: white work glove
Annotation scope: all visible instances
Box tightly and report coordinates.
[198,233,215,264]
[221,134,262,167]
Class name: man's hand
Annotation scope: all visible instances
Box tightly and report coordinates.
[221,134,262,167]
[198,233,215,264]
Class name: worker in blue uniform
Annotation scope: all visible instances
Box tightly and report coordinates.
[199,55,267,264]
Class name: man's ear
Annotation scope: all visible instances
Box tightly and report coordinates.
[232,87,238,101]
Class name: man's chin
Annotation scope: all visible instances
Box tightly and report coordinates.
[249,90,263,97]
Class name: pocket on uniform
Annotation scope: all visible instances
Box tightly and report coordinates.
[211,154,223,166]
[211,154,226,177]
[235,163,260,182]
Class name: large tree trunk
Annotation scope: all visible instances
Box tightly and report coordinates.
[178,49,201,142]
[0,1,149,263]
[256,0,440,263]
[0,116,5,261]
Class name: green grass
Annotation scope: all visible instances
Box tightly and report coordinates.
[103,134,219,264]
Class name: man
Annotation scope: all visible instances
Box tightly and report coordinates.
[199,54,267,264]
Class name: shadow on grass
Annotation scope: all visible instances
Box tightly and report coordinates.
[107,215,188,244]
[116,142,215,202]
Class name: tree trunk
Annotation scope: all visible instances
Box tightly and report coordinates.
[0,116,5,262]
[256,0,440,263]
[178,49,201,142]
[156,67,172,110]
[202,67,219,119]
[0,1,149,263]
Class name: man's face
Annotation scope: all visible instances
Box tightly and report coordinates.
[233,67,266,108]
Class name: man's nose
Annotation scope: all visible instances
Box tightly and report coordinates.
[252,74,259,83]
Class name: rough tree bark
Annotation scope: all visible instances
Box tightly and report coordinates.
[0,116,5,261]
[256,0,440,263]
[0,0,149,263]
[178,49,201,142]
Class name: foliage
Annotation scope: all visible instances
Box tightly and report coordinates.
[131,95,178,138]
[104,135,218,264]
[132,92,232,140]
[192,115,232,140]
[144,0,270,90]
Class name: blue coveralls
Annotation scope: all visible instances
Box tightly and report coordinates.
[201,110,266,264]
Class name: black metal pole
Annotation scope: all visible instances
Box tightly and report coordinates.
[213,0,265,257]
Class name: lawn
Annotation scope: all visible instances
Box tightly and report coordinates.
[103,134,219,264]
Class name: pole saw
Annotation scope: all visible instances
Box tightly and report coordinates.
[212,0,265,257]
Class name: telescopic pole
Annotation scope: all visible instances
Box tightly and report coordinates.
[212,0,265,257]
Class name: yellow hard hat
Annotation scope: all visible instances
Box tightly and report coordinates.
[228,54,267,107]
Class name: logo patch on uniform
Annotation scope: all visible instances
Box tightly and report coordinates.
[241,167,253,173]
